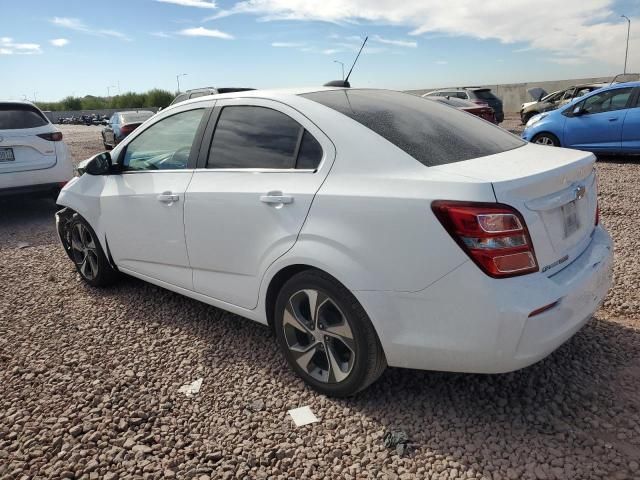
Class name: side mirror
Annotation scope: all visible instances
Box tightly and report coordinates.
[572,106,586,116]
[84,152,113,175]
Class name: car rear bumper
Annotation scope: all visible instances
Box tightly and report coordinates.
[0,181,66,197]
[354,225,613,373]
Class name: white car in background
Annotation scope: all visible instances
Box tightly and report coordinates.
[55,88,613,396]
[0,101,73,197]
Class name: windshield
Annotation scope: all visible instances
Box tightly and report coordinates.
[120,111,154,124]
[301,89,524,167]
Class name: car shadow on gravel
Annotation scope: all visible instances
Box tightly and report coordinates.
[345,315,640,471]
[0,196,59,248]
[597,153,640,164]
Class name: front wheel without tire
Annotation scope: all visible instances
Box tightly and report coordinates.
[63,214,119,287]
[532,132,560,147]
[274,270,386,397]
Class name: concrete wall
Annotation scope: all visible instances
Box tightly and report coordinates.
[44,107,159,123]
[406,74,639,113]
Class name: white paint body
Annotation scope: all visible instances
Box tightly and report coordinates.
[57,88,614,374]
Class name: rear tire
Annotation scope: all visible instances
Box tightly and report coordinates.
[532,132,560,147]
[61,213,119,287]
[274,270,386,397]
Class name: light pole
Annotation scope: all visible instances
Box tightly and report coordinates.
[33,92,38,103]
[107,85,116,97]
[176,73,188,93]
[621,15,631,74]
[333,60,345,80]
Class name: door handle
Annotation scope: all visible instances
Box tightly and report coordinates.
[260,191,294,205]
[608,117,619,122]
[157,192,180,204]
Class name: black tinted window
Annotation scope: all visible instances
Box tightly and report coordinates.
[297,130,323,169]
[0,104,48,129]
[301,90,523,167]
[472,90,498,101]
[208,106,302,169]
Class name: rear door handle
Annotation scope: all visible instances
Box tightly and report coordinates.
[608,117,619,122]
[260,191,294,205]
[157,192,180,204]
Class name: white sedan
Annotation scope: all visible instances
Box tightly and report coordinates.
[55,88,613,396]
[0,102,73,197]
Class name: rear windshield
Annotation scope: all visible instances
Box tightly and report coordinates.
[0,104,48,130]
[432,97,477,108]
[301,89,523,167]
[120,111,154,124]
[472,89,499,101]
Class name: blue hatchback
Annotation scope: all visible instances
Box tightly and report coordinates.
[522,81,640,154]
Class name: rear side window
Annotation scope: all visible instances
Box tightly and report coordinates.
[0,104,48,129]
[301,90,523,167]
[207,106,323,170]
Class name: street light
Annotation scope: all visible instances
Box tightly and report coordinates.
[622,15,631,75]
[176,73,188,93]
[333,60,345,80]
[107,85,116,97]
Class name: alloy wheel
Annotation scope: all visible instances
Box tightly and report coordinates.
[70,223,99,280]
[282,289,356,383]
[534,135,555,146]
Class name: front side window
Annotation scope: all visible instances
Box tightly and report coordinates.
[121,109,204,171]
[579,87,633,114]
[302,89,524,167]
[207,106,323,170]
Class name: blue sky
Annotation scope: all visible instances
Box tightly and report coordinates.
[1,0,638,101]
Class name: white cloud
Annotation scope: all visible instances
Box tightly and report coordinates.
[322,48,342,55]
[0,37,42,55]
[51,17,131,41]
[50,38,70,47]
[372,34,416,48]
[156,0,217,7]
[207,0,638,66]
[272,41,306,47]
[435,60,448,65]
[151,32,172,38]
[178,27,234,39]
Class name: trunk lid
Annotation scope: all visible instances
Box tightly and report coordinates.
[0,126,57,173]
[433,144,598,277]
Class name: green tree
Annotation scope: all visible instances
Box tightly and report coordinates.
[61,96,82,110]
[145,89,174,108]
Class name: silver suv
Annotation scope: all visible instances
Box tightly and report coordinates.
[423,87,504,123]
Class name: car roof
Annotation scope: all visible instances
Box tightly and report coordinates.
[162,86,348,110]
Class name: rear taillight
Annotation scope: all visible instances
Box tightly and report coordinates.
[432,201,539,278]
[37,132,63,142]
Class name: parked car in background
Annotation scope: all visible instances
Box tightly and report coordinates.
[423,87,504,123]
[169,87,255,106]
[520,83,608,124]
[101,110,155,149]
[522,81,640,153]
[426,95,497,123]
[0,101,73,197]
[56,87,612,396]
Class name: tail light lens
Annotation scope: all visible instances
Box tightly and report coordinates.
[37,132,63,142]
[120,124,137,135]
[432,201,539,278]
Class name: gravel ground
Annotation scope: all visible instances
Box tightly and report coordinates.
[1,121,640,480]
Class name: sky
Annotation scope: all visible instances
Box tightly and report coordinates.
[1,0,639,101]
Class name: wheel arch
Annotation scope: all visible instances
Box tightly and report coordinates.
[532,131,562,147]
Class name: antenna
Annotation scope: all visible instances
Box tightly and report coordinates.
[323,35,368,88]
[345,36,367,84]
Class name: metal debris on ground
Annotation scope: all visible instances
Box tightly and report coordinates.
[383,430,411,457]
[287,406,319,427]
[17,242,30,249]
[177,378,203,398]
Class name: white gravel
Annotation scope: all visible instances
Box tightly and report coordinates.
[1,120,639,479]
